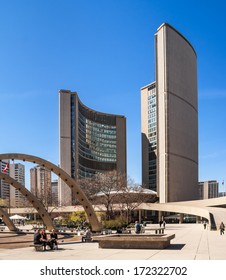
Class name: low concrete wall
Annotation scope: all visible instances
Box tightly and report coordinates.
[93,234,175,249]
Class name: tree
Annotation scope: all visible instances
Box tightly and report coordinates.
[0,198,7,208]
[79,170,126,220]
[116,178,156,224]
[69,211,88,227]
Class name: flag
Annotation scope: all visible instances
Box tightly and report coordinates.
[2,163,9,173]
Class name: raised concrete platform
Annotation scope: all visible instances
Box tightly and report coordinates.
[1,224,226,260]
[93,234,175,249]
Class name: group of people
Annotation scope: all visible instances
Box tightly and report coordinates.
[34,228,58,250]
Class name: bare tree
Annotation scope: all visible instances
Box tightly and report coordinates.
[79,170,126,220]
[116,178,156,224]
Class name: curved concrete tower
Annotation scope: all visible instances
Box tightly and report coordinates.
[156,23,198,202]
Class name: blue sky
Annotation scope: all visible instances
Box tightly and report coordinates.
[1,0,226,191]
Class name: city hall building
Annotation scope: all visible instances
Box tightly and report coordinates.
[141,23,198,203]
[59,90,126,205]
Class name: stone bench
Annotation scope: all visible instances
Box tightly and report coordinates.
[30,244,44,251]
[93,234,175,249]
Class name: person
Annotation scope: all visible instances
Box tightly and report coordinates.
[220,222,225,235]
[34,228,48,250]
[82,228,92,242]
[163,220,166,228]
[135,221,141,234]
[159,220,163,227]
[41,228,54,250]
[203,221,207,230]
[50,229,58,249]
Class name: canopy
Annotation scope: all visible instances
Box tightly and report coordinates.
[10,214,27,220]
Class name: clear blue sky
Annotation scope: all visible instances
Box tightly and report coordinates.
[1,0,226,191]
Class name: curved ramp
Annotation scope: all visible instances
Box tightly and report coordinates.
[0,153,102,232]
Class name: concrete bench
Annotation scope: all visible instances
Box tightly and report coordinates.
[93,234,175,249]
[30,244,44,251]
[82,237,92,242]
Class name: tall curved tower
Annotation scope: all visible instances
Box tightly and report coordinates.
[156,23,198,202]
[59,90,127,205]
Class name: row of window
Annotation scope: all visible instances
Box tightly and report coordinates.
[148,112,156,119]
[78,138,117,154]
[148,117,156,124]
[148,93,156,100]
[148,103,156,110]
[148,98,156,105]
[79,113,116,131]
[148,131,157,138]
[78,145,117,162]
[78,124,117,142]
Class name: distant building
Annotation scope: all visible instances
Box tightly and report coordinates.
[59,90,127,205]
[51,180,59,206]
[198,181,219,199]
[10,163,26,207]
[30,165,52,206]
[0,160,10,203]
[141,82,157,192]
[141,23,198,203]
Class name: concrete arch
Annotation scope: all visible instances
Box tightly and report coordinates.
[0,172,55,230]
[0,207,17,231]
[0,153,102,232]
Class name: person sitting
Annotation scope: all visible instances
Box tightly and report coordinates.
[41,228,54,250]
[34,228,49,250]
[82,228,92,242]
[135,221,141,234]
[50,229,58,249]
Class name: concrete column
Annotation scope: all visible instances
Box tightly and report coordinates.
[196,216,201,223]
[179,213,184,223]
[158,211,163,222]
[138,210,142,223]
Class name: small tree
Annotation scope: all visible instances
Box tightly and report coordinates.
[0,198,7,207]
[69,211,88,228]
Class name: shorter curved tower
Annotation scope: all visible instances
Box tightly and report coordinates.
[59,90,127,205]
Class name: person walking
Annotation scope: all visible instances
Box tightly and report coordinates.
[203,221,207,230]
[220,222,225,235]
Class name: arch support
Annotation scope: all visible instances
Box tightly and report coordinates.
[0,172,55,230]
[0,207,17,231]
[0,153,102,232]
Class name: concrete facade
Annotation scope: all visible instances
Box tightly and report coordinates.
[141,82,157,191]
[199,181,219,199]
[156,23,198,202]
[30,165,52,206]
[141,23,198,203]
[9,163,26,208]
[59,90,127,206]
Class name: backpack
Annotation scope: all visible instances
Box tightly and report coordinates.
[135,223,141,232]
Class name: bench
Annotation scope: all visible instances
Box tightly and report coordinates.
[93,234,175,249]
[82,236,92,242]
[30,244,44,251]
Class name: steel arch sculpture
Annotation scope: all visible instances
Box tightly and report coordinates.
[0,172,55,230]
[0,153,102,232]
[0,206,17,231]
